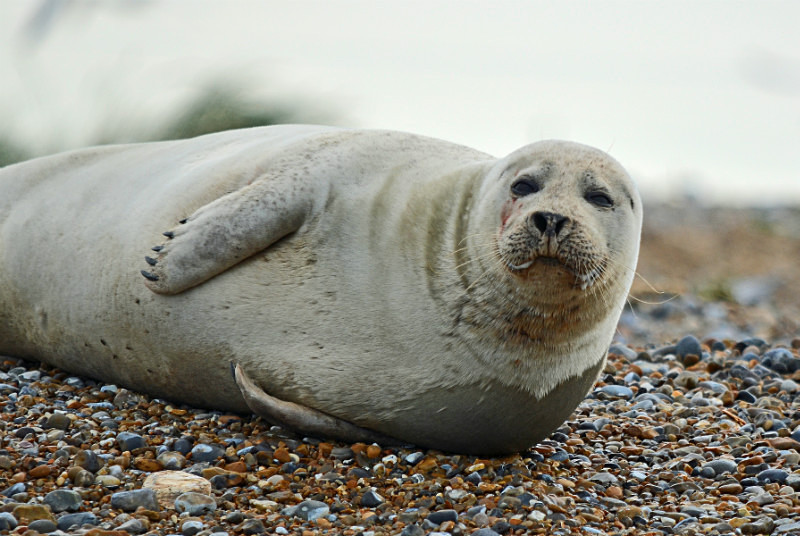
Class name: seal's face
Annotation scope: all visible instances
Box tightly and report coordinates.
[479,140,642,311]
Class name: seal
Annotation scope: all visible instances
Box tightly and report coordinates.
[0,125,642,454]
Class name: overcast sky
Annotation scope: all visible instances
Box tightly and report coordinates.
[1,1,798,205]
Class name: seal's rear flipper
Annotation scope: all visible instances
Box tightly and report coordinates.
[143,175,318,295]
[231,363,403,446]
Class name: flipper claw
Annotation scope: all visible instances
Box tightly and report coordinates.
[141,270,159,281]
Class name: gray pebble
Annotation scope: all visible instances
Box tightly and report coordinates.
[757,469,788,484]
[1,482,25,497]
[28,519,57,533]
[190,443,224,463]
[761,348,799,374]
[780,379,799,393]
[404,451,424,465]
[116,432,146,452]
[74,449,102,472]
[598,385,634,399]
[43,412,71,431]
[44,489,82,512]
[330,447,355,460]
[238,518,265,535]
[401,525,425,536]
[472,529,501,536]
[608,344,637,360]
[117,518,148,534]
[284,500,329,521]
[181,520,205,536]
[110,489,159,512]
[702,458,737,477]
[589,472,619,486]
[426,509,458,525]
[776,521,800,534]
[57,512,98,531]
[676,335,702,362]
[0,512,18,531]
[361,489,384,507]
[175,492,217,515]
[740,517,775,535]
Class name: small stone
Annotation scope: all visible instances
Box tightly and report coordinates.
[110,489,160,512]
[12,504,55,523]
[43,412,71,431]
[28,518,58,533]
[768,437,800,451]
[29,464,53,478]
[676,335,703,363]
[472,529,501,536]
[116,432,146,452]
[43,489,83,512]
[598,385,634,399]
[0,512,17,531]
[589,472,619,486]
[401,525,426,536]
[143,470,212,509]
[761,348,800,373]
[285,500,330,521]
[57,512,99,531]
[702,458,738,477]
[2,482,26,497]
[404,452,424,465]
[190,443,225,462]
[331,447,355,460]
[757,469,788,484]
[175,492,217,515]
[361,490,384,507]
[96,475,122,488]
[117,518,148,534]
[238,518,266,535]
[181,520,205,536]
[718,482,743,494]
[72,468,96,487]
[781,379,799,393]
[427,509,458,525]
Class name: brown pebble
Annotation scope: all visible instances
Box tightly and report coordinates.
[273,447,291,463]
[767,437,800,451]
[605,486,623,499]
[224,461,247,473]
[133,457,163,472]
[718,483,743,495]
[416,457,438,472]
[13,504,55,523]
[365,444,382,458]
[28,465,52,479]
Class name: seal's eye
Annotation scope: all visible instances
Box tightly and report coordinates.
[510,178,540,197]
[586,191,614,208]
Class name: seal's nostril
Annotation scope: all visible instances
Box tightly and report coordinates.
[531,212,569,236]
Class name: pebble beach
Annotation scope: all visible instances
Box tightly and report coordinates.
[2,201,800,536]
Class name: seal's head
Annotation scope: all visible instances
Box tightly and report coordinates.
[470,140,642,352]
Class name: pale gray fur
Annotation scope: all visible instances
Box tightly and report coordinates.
[0,125,641,454]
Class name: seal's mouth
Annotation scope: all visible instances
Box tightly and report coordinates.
[506,255,566,272]
[505,255,605,290]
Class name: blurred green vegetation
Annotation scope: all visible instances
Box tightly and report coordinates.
[0,84,333,168]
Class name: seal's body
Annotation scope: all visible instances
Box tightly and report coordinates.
[0,125,641,454]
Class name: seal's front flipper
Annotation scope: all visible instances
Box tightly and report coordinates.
[232,363,403,446]
[143,176,315,295]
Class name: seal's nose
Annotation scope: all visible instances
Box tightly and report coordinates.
[531,212,569,236]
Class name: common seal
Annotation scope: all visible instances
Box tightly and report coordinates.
[0,125,642,454]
